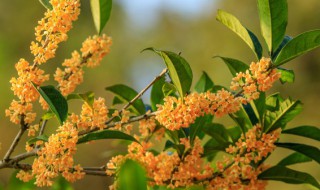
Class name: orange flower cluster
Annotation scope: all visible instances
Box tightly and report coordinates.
[156,57,280,131]
[54,34,112,96]
[156,89,240,131]
[5,59,49,124]
[208,125,281,190]
[231,57,281,102]
[30,0,81,65]
[77,97,109,130]
[23,122,85,186]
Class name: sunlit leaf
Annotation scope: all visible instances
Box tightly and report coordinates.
[28,135,48,145]
[33,84,68,125]
[278,152,312,166]
[143,48,193,98]
[277,68,295,84]
[118,159,147,190]
[105,84,146,115]
[150,76,165,111]
[257,0,288,52]
[162,82,177,97]
[67,91,95,107]
[282,125,320,141]
[90,0,112,34]
[275,142,320,164]
[216,10,262,59]
[77,130,139,144]
[39,0,53,10]
[214,56,248,77]
[258,166,320,189]
[274,30,320,65]
[272,36,292,60]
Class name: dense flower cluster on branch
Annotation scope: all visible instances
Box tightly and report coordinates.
[156,57,281,131]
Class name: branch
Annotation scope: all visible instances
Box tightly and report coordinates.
[39,119,48,136]
[3,127,27,161]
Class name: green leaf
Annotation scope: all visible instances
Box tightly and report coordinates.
[194,72,214,93]
[272,36,292,60]
[278,152,312,166]
[257,0,288,52]
[264,95,303,132]
[39,0,53,10]
[277,68,295,84]
[275,142,320,164]
[33,84,68,125]
[190,115,213,145]
[162,82,177,97]
[118,159,147,190]
[143,48,193,98]
[51,176,73,190]
[105,84,145,115]
[67,91,95,107]
[150,76,165,111]
[164,140,185,156]
[274,30,320,65]
[252,92,266,122]
[90,0,112,34]
[202,123,230,144]
[226,126,242,143]
[214,56,249,77]
[204,138,230,156]
[258,166,320,189]
[216,10,262,59]
[229,105,253,133]
[7,170,36,190]
[42,111,55,120]
[77,130,139,144]
[28,135,48,145]
[282,125,320,141]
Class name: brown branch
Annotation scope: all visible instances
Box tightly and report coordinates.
[39,119,48,136]
[3,128,27,161]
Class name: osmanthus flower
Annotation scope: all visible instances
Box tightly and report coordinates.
[5,100,36,125]
[25,121,85,186]
[156,57,280,131]
[30,0,81,65]
[77,97,109,130]
[54,34,112,96]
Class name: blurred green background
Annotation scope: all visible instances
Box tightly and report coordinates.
[0,0,319,189]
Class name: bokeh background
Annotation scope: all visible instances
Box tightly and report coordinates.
[0,0,319,189]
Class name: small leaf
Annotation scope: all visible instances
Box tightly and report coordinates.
[194,72,214,93]
[118,159,147,190]
[164,140,185,156]
[258,166,320,189]
[39,0,53,10]
[33,84,68,125]
[143,48,193,98]
[216,10,263,59]
[278,152,312,166]
[282,125,320,141]
[277,68,295,84]
[67,91,95,107]
[42,111,55,120]
[162,82,177,97]
[105,84,145,115]
[275,142,320,164]
[28,135,48,145]
[90,0,112,34]
[274,30,320,65]
[214,56,249,77]
[77,130,139,144]
[150,76,165,111]
[257,0,288,52]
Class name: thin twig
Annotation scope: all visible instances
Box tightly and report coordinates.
[105,68,168,125]
[39,119,48,136]
[3,128,26,161]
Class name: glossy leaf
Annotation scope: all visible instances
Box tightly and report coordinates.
[118,159,147,190]
[274,30,320,65]
[226,126,242,143]
[264,95,303,132]
[275,142,320,164]
[190,115,213,145]
[105,84,145,115]
[282,125,320,141]
[202,123,230,144]
[33,84,68,125]
[242,103,259,126]
[252,92,266,122]
[204,138,230,157]
[195,72,214,93]
[258,166,320,189]
[162,82,177,97]
[277,68,295,84]
[150,76,165,111]
[77,130,139,144]
[42,111,55,120]
[143,48,193,98]
[28,135,48,145]
[229,105,253,133]
[216,10,262,59]
[278,152,312,166]
[67,91,95,107]
[215,56,249,77]
[90,0,112,34]
[257,0,288,52]
[272,35,292,60]
[39,0,53,10]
